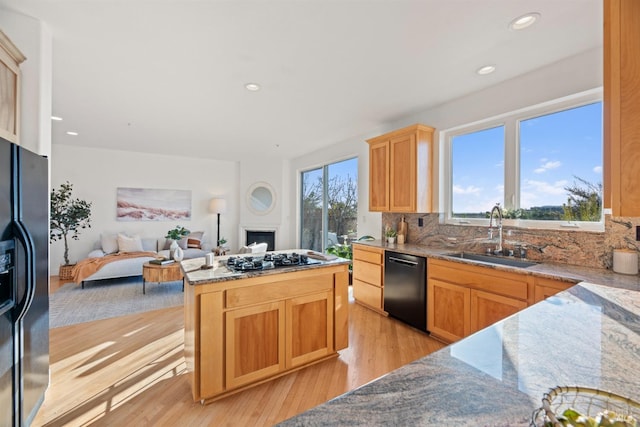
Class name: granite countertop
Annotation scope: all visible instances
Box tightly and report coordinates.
[180,249,350,285]
[276,241,640,425]
[354,240,640,291]
[279,281,640,426]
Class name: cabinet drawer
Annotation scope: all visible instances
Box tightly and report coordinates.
[353,247,382,264]
[353,279,382,309]
[429,260,528,300]
[226,275,332,309]
[352,260,382,287]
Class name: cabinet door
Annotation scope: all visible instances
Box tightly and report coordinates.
[470,289,527,333]
[534,277,575,303]
[225,301,285,390]
[389,133,416,212]
[368,140,389,211]
[286,291,334,368]
[605,0,640,215]
[427,278,470,343]
[0,36,22,144]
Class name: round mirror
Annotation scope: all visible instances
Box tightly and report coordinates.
[247,182,276,215]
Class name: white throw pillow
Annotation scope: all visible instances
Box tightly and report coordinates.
[101,233,119,254]
[117,233,144,253]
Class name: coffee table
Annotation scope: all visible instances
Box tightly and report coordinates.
[142,262,184,294]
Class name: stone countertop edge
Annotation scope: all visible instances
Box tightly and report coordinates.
[276,280,640,426]
[353,240,640,292]
[180,250,351,286]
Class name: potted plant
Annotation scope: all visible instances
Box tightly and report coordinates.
[50,182,92,279]
[385,227,397,244]
[165,225,190,259]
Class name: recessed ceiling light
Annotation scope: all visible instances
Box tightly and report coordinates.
[66,131,78,136]
[245,83,261,91]
[509,13,540,30]
[476,65,496,75]
[51,116,63,121]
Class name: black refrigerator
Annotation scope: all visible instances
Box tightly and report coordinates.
[0,137,49,427]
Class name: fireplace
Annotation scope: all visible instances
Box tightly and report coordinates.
[246,230,276,251]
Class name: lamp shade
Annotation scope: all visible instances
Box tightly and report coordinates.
[209,198,227,214]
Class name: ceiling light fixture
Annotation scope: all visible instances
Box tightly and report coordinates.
[66,131,78,136]
[245,83,261,91]
[476,65,496,75]
[509,13,540,30]
[51,116,63,121]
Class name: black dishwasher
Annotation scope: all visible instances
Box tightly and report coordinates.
[384,251,427,332]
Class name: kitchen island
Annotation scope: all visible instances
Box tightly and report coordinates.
[181,251,350,403]
[278,281,640,426]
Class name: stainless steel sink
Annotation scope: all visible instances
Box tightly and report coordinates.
[443,252,537,268]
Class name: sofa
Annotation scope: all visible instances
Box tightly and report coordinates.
[77,231,213,285]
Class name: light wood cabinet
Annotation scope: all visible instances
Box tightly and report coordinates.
[352,244,385,313]
[286,290,334,368]
[533,276,577,303]
[470,289,527,333]
[366,124,435,213]
[604,0,640,215]
[225,301,286,389]
[368,139,390,211]
[427,258,531,343]
[0,30,25,145]
[184,264,349,403]
[427,278,470,342]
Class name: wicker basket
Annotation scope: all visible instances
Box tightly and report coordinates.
[58,264,75,281]
[531,386,640,426]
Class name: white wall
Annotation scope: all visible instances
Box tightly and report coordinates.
[238,158,289,249]
[285,47,603,240]
[50,144,239,271]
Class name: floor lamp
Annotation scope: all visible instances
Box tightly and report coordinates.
[209,198,227,246]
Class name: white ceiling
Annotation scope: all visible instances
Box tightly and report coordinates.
[0,0,602,161]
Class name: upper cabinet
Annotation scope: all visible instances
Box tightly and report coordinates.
[604,0,640,216]
[0,30,25,145]
[366,124,435,213]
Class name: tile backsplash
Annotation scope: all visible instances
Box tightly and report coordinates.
[381,213,640,270]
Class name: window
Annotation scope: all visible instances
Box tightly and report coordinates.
[445,90,603,230]
[300,158,358,252]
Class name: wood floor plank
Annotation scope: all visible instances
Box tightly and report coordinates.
[34,291,445,426]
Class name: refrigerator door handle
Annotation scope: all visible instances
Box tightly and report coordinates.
[12,219,36,322]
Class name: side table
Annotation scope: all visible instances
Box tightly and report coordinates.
[142,262,184,294]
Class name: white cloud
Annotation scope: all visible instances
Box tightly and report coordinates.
[452,184,482,195]
[534,160,562,174]
[593,165,602,174]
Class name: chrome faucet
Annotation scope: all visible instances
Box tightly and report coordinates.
[488,203,503,255]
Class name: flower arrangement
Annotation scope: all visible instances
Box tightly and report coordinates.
[165,225,190,241]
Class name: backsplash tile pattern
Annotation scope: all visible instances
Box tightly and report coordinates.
[382,213,640,270]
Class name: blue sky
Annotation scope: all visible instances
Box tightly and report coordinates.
[452,102,603,214]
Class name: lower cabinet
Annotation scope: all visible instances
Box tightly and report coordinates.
[534,277,576,303]
[185,265,348,403]
[352,244,385,313]
[225,301,286,389]
[427,278,470,343]
[427,258,531,343]
[470,289,527,332]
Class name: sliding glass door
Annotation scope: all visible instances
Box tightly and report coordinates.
[300,158,358,252]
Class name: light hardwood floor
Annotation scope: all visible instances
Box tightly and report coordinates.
[37,279,445,426]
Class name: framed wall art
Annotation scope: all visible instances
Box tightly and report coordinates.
[116,187,191,221]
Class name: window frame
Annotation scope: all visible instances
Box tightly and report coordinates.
[299,156,359,251]
[442,88,604,232]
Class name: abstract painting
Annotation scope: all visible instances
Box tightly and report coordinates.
[116,187,191,221]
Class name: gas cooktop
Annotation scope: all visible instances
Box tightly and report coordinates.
[226,252,320,273]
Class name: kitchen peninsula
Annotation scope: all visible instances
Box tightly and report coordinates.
[181,251,350,403]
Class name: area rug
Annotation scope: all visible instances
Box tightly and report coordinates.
[49,277,184,328]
